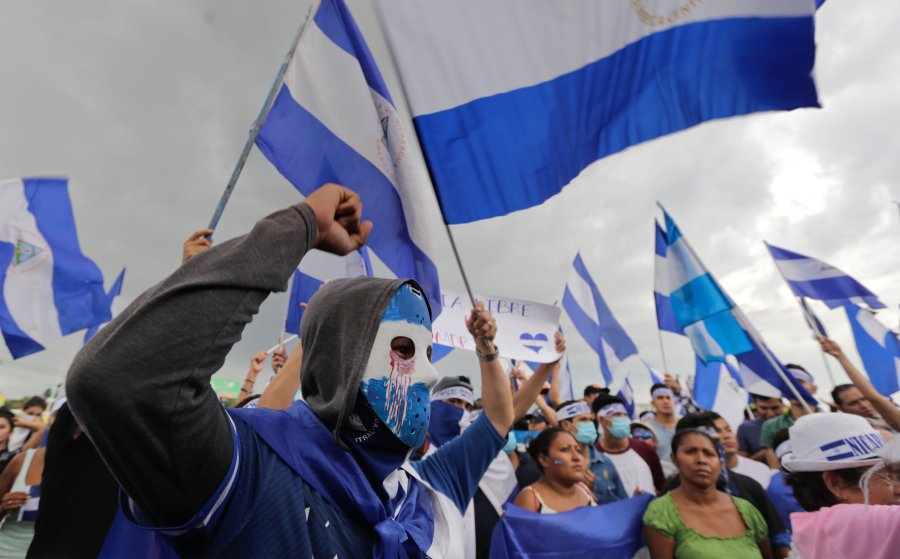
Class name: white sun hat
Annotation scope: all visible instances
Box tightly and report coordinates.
[781,413,885,472]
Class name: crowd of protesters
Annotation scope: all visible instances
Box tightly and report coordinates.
[0,184,898,558]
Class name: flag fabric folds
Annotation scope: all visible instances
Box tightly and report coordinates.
[844,305,900,397]
[285,248,372,334]
[733,331,816,404]
[563,253,638,385]
[663,211,751,362]
[766,243,885,310]
[692,357,747,430]
[375,0,819,224]
[798,297,828,338]
[616,376,635,420]
[256,0,441,314]
[654,221,683,335]
[84,268,126,344]
[490,495,653,559]
[0,178,109,358]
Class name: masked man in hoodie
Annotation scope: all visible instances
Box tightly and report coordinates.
[66,184,514,558]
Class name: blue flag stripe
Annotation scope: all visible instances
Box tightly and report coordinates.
[0,242,46,357]
[416,16,817,224]
[844,305,900,396]
[669,274,734,326]
[24,179,109,334]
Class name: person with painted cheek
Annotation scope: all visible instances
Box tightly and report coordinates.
[65,183,515,558]
[556,400,627,505]
[513,428,597,514]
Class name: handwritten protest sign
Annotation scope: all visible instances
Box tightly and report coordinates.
[432,289,561,363]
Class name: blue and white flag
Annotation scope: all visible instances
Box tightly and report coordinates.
[285,247,372,334]
[490,495,653,559]
[799,297,828,338]
[654,221,683,335]
[692,356,747,430]
[662,210,751,362]
[563,253,638,385]
[844,304,900,397]
[375,1,819,224]
[0,178,109,359]
[615,376,635,420]
[733,331,816,404]
[256,0,441,314]
[84,268,126,344]
[766,243,885,310]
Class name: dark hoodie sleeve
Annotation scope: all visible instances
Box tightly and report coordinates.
[66,203,317,527]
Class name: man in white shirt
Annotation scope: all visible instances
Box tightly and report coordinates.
[713,413,774,488]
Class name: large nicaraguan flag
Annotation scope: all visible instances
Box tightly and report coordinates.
[662,210,751,362]
[844,304,900,397]
[766,243,885,310]
[0,178,109,358]
[285,248,372,334]
[490,494,654,559]
[654,221,683,335]
[84,268,126,344]
[256,0,441,314]
[375,0,819,224]
[563,253,638,385]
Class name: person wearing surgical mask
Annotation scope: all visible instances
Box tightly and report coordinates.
[65,184,515,558]
[556,400,627,504]
[593,394,665,496]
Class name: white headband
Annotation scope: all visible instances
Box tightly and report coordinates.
[432,386,475,405]
[788,368,814,386]
[557,401,591,421]
[596,403,628,418]
[651,387,674,399]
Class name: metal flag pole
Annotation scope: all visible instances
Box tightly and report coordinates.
[206,9,311,233]
[793,296,837,388]
[656,328,670,375]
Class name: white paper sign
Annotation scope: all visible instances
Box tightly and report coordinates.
[432,289,562,363]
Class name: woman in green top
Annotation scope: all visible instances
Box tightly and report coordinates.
[643,428,772,559]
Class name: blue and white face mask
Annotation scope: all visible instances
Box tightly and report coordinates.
[359,284,438,448]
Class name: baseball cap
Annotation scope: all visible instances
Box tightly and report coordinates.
[782,414,885,472]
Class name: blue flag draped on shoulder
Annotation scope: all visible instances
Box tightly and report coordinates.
[662,210,751,362]
[256,0,441,315]
[0,178,109,358]
[844,304,900,397]
[766,243,885,310]
[285,248,372,334]
[563,253,638,385]
[84,268,126,344]
[490,495,653,559]
[375,0,819,224]
[654,221,683,335]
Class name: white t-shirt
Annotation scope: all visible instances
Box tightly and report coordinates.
[732,455,774,489]
[601,448,655,496]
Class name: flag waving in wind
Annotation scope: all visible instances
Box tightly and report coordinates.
[84,268,126,344]
[256,0,441,314]
[376,0,819,224]
[563,253,638,385]
[662,210,751,363]
[0,178,109,358]
[654,221,683,335]
[844,304,900,397]
[766,243,885,310]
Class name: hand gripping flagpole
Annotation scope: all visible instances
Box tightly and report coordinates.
[206,8,312,233]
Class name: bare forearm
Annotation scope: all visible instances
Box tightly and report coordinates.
[512,363,554,421]
[481,356,514,436]
[835,353,900,431]
[258,345,303,410]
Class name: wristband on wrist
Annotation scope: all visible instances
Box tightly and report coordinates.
[477,344,500,362]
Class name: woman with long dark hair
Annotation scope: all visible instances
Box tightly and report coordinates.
[643,428,771,559]
[512,427,596,513]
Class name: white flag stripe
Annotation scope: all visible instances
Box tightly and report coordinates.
[856,310,890,350]
[298,250,368,283]
[666,237,707,292]
[565,266,600,324]
[285,22,387,180]
[772,257,845,282]
[683,322,723,359]
[0,179,62,344]
[376,0,812,115]
[654,254,669,293]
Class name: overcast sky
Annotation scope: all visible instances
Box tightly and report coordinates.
[1,1,898,406]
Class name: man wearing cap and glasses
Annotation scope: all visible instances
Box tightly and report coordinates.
[760,364,818,469]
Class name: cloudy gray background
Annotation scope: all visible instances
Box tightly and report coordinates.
[1,1,898,407]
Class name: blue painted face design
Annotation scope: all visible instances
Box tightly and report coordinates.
[359,284,438,448]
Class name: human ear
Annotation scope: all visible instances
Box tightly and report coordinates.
[821,471,846,502]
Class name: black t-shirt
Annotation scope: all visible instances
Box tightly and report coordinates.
[27,404,120,559]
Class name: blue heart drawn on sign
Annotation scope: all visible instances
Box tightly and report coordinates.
[519,332,549,354]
